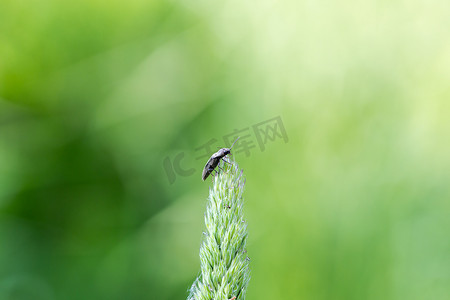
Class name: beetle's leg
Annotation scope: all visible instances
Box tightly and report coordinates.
[209,171,216,182]
[222,158,231,164]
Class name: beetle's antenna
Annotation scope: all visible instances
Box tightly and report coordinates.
[230,136,240,149]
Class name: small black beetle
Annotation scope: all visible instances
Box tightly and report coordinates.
[202,137,240,181]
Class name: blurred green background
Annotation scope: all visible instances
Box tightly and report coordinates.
[1,0,449,299]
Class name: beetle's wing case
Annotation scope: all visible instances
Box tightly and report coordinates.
[202,156,220,181]
[202,166,210,181]
[202,156,215,180]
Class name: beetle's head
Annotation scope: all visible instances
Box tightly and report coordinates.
[217,148,230,156]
